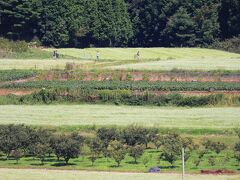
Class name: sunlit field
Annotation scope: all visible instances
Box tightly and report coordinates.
[0,105,239,128]
[43,48,240,60]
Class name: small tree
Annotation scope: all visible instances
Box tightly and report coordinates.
[142,155,150,167]
[208,156,216,166]
[194,158,201,167]
[234,152,240,165]
[152,134,164,150]
[11,149,24,164]
[128,145,145,163]
[107,140,126,167]
[88,138,103,166]
[35,143,51,165]
[160,148,179,167]
[234,142,240,165]
[202,139,226,154]
[212,142,226,154]
[51,133,83,165]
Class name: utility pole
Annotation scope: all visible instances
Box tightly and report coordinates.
[182,147,185,180]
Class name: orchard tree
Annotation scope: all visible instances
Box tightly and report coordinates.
[88,138,103,166]
[34,143,52,165]
[51,133,83,164]
[128,144,145,163]
[107,140,126,167]
[11,149,24,164]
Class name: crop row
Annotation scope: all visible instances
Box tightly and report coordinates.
[0,70,37,82]
[3,80,240,91]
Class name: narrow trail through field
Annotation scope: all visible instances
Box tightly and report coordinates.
[0,168,239,180]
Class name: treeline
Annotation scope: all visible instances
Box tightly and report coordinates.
[1,124,240,167]
[0,0,239,48]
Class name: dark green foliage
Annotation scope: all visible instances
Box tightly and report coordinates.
[128,144,145,163]
[0,125,31,158]
[87,138,103,166]
[50,133,83,164]
[219,0,240,39]
[34,143,51,165]
[10,149,24,164]
[202,139,226,154]
[107,140,127,167]
[4,81,240,91]
[121,126,149,146]
[0,0,239,47]
[211,36,240,53]
[0,70,37,82]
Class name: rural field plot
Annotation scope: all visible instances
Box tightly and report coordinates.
[108,58,240,71]
[0,105,239,128]
[0,169,239,180]
[43,48,240,61]
[0,59,92,70]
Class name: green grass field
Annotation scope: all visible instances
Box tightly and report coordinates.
[0,105,239,128]
[108,58,240,71]
[43,48,240,60]
[1,48,240,71]
[0,169,239,180]
[0,59,92,70]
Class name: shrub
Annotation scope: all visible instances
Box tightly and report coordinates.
[211,36,240,54]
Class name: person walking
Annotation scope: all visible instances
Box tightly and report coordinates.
[96,51,100,61]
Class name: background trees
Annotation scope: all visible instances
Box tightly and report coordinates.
[0,0,239,48]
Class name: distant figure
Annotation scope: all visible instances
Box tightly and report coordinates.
[53,50,60,59]
[134,50,140,60]
[96,51,100,61]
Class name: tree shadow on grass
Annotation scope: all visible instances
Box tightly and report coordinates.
[30,163,45,166]
[159,165,178,169]
[125,161,139,165]
[51,162,76,167]
[109,165,120,168]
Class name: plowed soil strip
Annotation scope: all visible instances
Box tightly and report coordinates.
[0,89,34,96]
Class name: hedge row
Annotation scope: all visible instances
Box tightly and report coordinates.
[3,80,240,91]
[1,89,239,107]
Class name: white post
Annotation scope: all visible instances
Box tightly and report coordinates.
[182,147,185,180]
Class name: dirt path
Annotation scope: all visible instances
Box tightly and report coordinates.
[0,168,239,180]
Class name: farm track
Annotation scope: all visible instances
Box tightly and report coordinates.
[0,168,239,180]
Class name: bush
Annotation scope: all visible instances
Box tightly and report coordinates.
[211,36,240,54]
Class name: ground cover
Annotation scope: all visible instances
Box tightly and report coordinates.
[0,59,92,70]
[2,81,240,91]
[43,48,240,60]
[0,105,239,128]
[0,168,239,180]
[107,58,240,71]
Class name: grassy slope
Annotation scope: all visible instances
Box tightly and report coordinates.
[44,48,240,60]
[2,47,239,70]
[108,58,240,71]
[0,169,239,180]
[0,105,239,128]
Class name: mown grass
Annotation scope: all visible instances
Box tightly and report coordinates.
[2,48,240,71]
[43,48,240,60]
[0,148,239,174]
[0,59,92,70]
[108,58,240,71]
[0,105,239,129]
[0,168,239,180]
